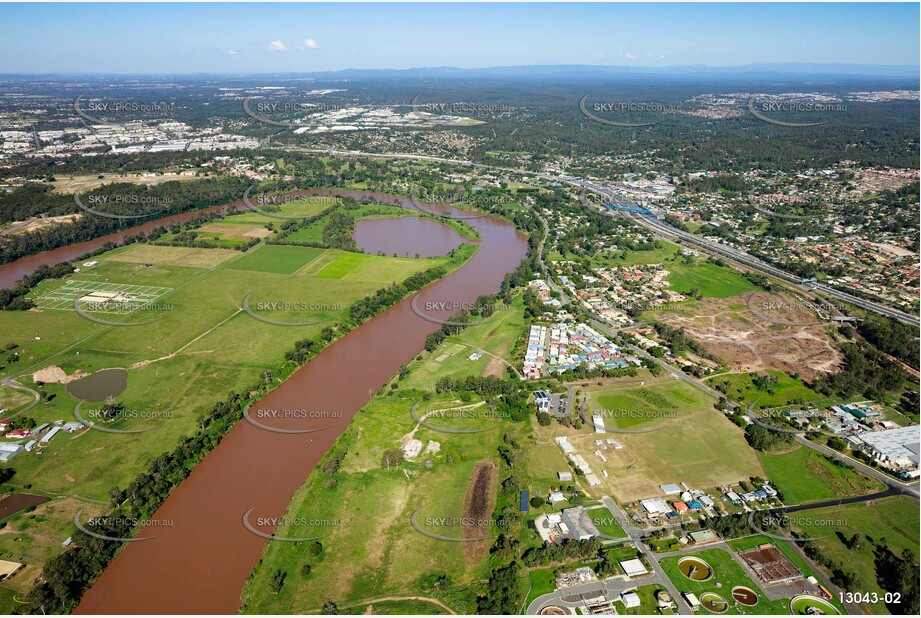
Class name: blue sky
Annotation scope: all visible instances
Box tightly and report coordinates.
[0,2,917,73]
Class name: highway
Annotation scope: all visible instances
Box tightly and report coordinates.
[577,181,919,327]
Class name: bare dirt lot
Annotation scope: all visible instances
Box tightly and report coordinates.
[51,173,200,194]
[652,291,842,381]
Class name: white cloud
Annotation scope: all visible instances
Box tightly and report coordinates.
[225,49,239,55]
[645,52,665,59]
[268,40,288,52]
[303,38,320,49]
[591,51,604,59]
[621,52,637,60]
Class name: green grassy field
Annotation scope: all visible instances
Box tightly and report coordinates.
[282,214,332,244]
[666,261,759,299]
[790,497,918,615]
[546,378,766,502]
[760,445,885,505]
[587,505,628,538]
[400,295,527,391]
[316,252,372,279]
[240,294,531,613]
[524,567,557,608]
[0,236,465,597]
[707,370,825,408]
[229,244,325,274]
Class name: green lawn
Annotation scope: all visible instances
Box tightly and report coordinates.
[282,214,332,244]
[760,445,884,505]
[525,568,557,608]
[585,379,707,430]
[666,261,759,299]
[588,506,628,538]
[229,244,325,274]
[708,370,825,408]
[316,252,372,279]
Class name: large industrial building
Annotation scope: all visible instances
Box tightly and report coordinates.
[859,426,920,468]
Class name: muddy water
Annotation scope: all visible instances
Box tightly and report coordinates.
[74,192,528,614]
[0,493,50,519]
[353,216,465,257]
[65,368,128,402]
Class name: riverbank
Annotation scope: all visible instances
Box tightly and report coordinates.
[68,194,527,613]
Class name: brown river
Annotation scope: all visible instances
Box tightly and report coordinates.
[62,191,528,613]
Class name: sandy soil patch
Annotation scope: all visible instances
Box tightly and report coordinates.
[32,364,85,384]
[653,291,842,381]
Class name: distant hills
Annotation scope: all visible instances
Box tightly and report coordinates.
[2,63,917,82]
[302,63,920,80]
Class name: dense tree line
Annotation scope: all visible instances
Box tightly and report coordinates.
[522,538,602,566]
[744,423,794,451]
[856,316,920,370]
[0,177,249,264]
[321,211,359,251]
[815,341,905,399]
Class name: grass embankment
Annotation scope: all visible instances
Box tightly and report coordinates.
[760,445,884,505]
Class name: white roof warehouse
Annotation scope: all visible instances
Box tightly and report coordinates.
[859,426,920,467]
